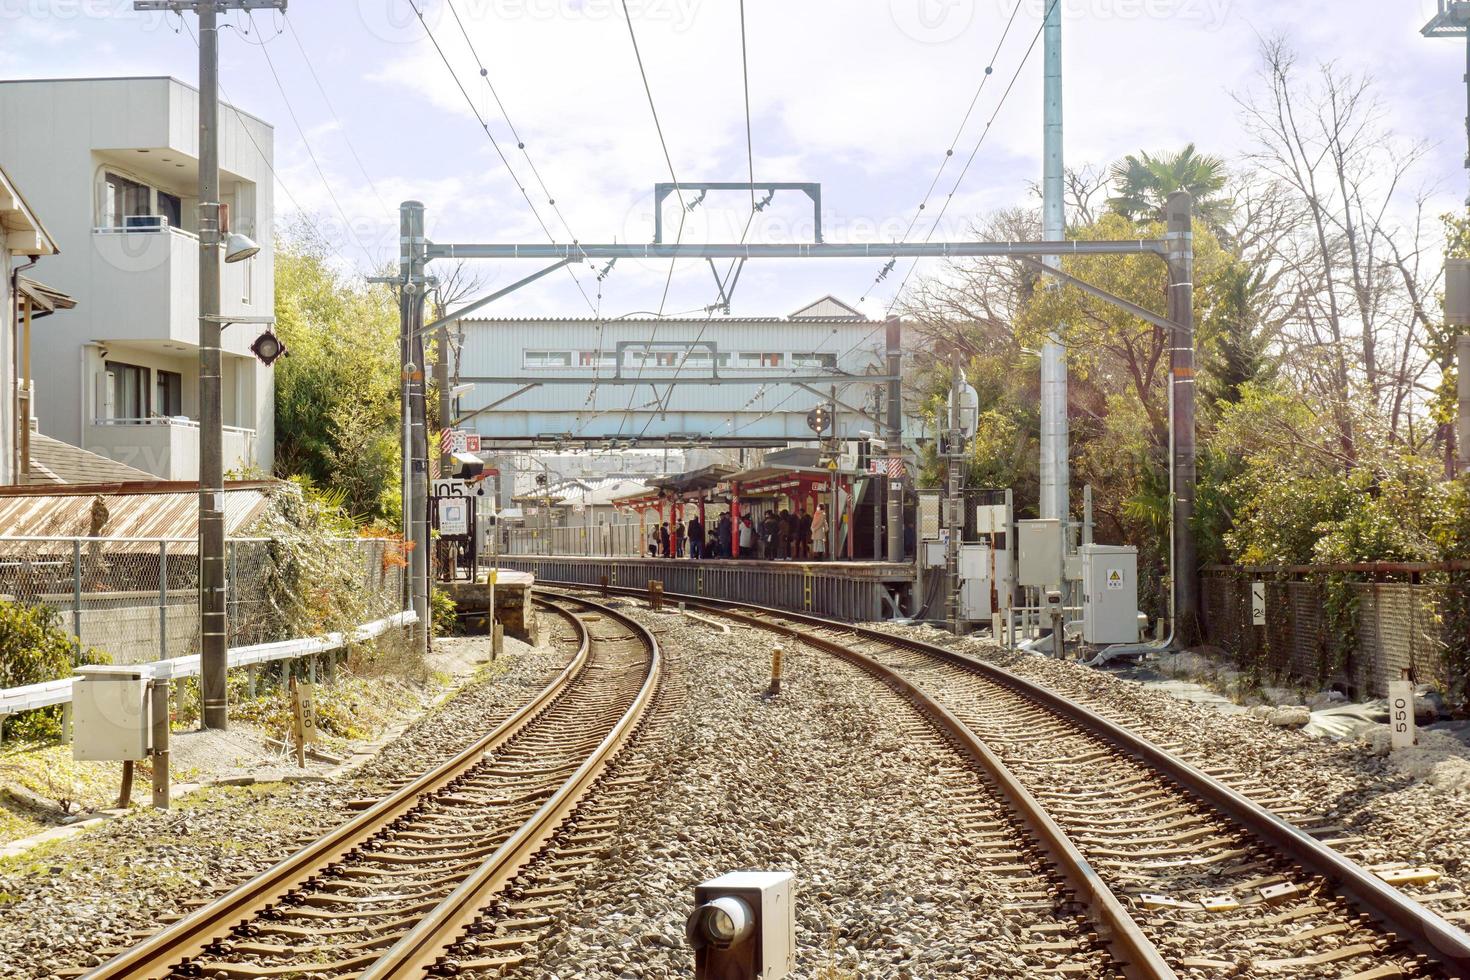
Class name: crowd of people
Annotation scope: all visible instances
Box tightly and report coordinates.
[645,506,831,561]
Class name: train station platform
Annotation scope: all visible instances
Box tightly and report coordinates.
[492,556,913,622]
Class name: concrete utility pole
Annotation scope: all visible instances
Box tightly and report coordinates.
[134,0,287,730]
[399,202,431,651]
[1039,0,1069,528]
[946,350,966,634]
[1165,192,1198,638]
[1423,2,1470,474]
[884,316,904,563]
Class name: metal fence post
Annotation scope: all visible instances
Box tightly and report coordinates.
[72,539,82,659]
[159,540,169,662]
[228,539,238,642]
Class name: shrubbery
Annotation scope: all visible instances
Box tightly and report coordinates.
[0,599,109,739]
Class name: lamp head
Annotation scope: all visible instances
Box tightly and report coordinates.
[224,232,260,264]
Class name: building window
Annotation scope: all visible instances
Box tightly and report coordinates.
[793,352,837,369]
[104,361,149,420]
[578,350,616,367]
[156,370,183,417]
[104,173,153,229]
[156,191,182,229]
[737,352,784,368]
[524,350,572,368]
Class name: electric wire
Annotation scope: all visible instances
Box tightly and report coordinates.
[632,0,758,444]
[612,0,690,441]
[403,0,598,315]
[876,0,1059,319]
[248,10,380,267]
[282,16,392,217]
[173,14,356,272]
[857,0,1023,304]
[435,0,606,410]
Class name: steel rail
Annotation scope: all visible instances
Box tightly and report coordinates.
[360,592,662,979]
[543,581,1470,975]
[541,588,1172,979]
[84,599,595,980]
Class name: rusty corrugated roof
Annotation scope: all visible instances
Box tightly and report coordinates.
[0,480,276,552]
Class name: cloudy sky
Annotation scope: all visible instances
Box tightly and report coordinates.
[1,0,1463,318]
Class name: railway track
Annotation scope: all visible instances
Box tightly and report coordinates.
[546,583,1470,979]
[81,594,660,980]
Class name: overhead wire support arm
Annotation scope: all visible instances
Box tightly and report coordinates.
[414,258,575,339]
[427,239,1167,261]
[652,181,822,243]
[1016,256,1187,335]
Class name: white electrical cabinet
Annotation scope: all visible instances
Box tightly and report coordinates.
[72,666,151,762]
[1017,519,1063,590]
[959,544,990,619]
[1081,544,1140,645]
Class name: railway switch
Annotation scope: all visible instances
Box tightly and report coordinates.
[687,871,794,980]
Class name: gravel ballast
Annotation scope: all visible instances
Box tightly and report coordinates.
[0,633,574,979]
[867,622,1470,928]
[489,609,1111,980]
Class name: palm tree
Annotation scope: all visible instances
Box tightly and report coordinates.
[1106,144,1231,228]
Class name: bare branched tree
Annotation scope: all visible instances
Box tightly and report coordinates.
[1235,37,1441,465]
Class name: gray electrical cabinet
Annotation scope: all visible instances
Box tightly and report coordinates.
[1017,519,1062,590]
[1080,544,1139,645]
[72,665,151,762]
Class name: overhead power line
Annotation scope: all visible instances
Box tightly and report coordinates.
[282,16,392,218]
[403,0,598,314]
[880,0,1058,317]
[249,10,380,267]
[174,14,355,271]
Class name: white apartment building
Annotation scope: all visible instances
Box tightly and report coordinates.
[0,77,275,479]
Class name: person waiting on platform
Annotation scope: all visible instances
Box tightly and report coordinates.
[659,522,670,558]
[738,513,755,557]
[716,512,732,558]
[797,508,813,560]
[672,520,684,558]
[776,510,792,560]
[811,505,828,560]
[688,514,704,559]
[760,510,777,559]
[647,524,659,557]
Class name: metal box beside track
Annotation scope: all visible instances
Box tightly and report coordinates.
[1080,544,1139,645]
[72,665,150,762]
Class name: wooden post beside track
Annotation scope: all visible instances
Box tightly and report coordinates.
[769,644,783,696]
[649,580,664,611]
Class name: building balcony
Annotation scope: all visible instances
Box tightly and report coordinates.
[89,225,259,356]
[85,417,257,481]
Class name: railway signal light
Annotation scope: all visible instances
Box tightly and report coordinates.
[688,871,794,980]
[806,404,831,435]
[250,329,288,367]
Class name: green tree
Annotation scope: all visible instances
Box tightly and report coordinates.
[1107,143,1232,230]
[273,222,401,522]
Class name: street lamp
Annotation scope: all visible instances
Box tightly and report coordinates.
[224,232,260,263]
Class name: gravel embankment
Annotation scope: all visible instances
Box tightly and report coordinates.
[491,610,1112,980]
[0,635,573,978]
[869,623,1470,922]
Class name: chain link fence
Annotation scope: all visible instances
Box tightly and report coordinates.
[1202,565,1470,699]
[0,536,405,666]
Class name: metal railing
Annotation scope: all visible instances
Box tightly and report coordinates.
[1202,564,1470,698]
[506,523,646,557]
